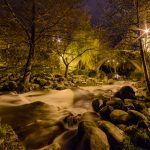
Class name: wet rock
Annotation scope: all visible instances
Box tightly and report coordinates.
[61,121,110,150]
[99,106,114,120]
[110,109,129,124]
[128,110,148,124]
[123,100,135,111]
[63,113,81,128]
[114,86,136,100]
[98,120,125,149]
[117,124,127,131]
[81,112,100,122]
[76,121,110,150]
[38,142,61,150]
[92,98,104,112]
[106,98,123,109]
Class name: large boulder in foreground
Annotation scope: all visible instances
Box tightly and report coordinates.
[61,121,110,150]
[98,120,125,150]
[114,86,136,100]
[76,121,110,150]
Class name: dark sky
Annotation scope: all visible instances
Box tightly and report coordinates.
[85,0,106,24]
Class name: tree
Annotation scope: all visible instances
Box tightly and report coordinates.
[54,31,99,78]
[2,0,82,87]
[53,13,99,78]
[135,0,150,93]
[97,0,150,93]
[98,0,135,48]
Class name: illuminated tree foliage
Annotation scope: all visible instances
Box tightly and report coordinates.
[53,13,99,77]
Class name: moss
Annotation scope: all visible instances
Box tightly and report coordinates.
[122,136,145,150]
[122,136,136,150]
[125,125,137,135]
[125,126,150,149]
[0,122,25,150]
[133,129,150,148]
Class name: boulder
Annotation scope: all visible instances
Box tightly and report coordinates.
[123,99,135,111]
[76,121,110,150]
[128,110,148,124]
[110,109,129,124]
[39,143,61,150]
[106,98,123,109]
[63,113,81,128]
[117,124,127,131]
[63,121,110,150]
[98,120,125,149]
[99,106,114,120]
[81,112,101,122]
[1,81,18,91]
[114,86,136,100]
[92,98,104,112]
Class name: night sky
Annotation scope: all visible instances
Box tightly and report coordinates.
[85,0,106,24]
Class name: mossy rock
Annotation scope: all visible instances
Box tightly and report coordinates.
[63,113,81,127]
[99,106,114,120]
[99,120,125,143]
[34,78,48,86]
[54,74,63,78]
[110,109,130,124]
[76,121,110,150]
[55,84,66,90]
[128,110,148,124]
[30,83,40,90]
[1,81,18,91]
[0,123,25,150]
[92,98,104,112]
[81,112,100,122]
[114,86,136,100]
[106,99,123,109]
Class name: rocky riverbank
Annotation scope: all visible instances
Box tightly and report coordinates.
[0,82,149,149]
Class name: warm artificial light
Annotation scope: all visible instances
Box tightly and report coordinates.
[144,29,149,33]
[57,38,61,43]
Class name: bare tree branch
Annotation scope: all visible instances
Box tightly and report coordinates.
[3,0,30,41]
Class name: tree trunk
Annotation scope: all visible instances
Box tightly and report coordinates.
[64,64,69,78]
[139,38,150,93]
[136,0,150,93]
[22,0,35,86]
